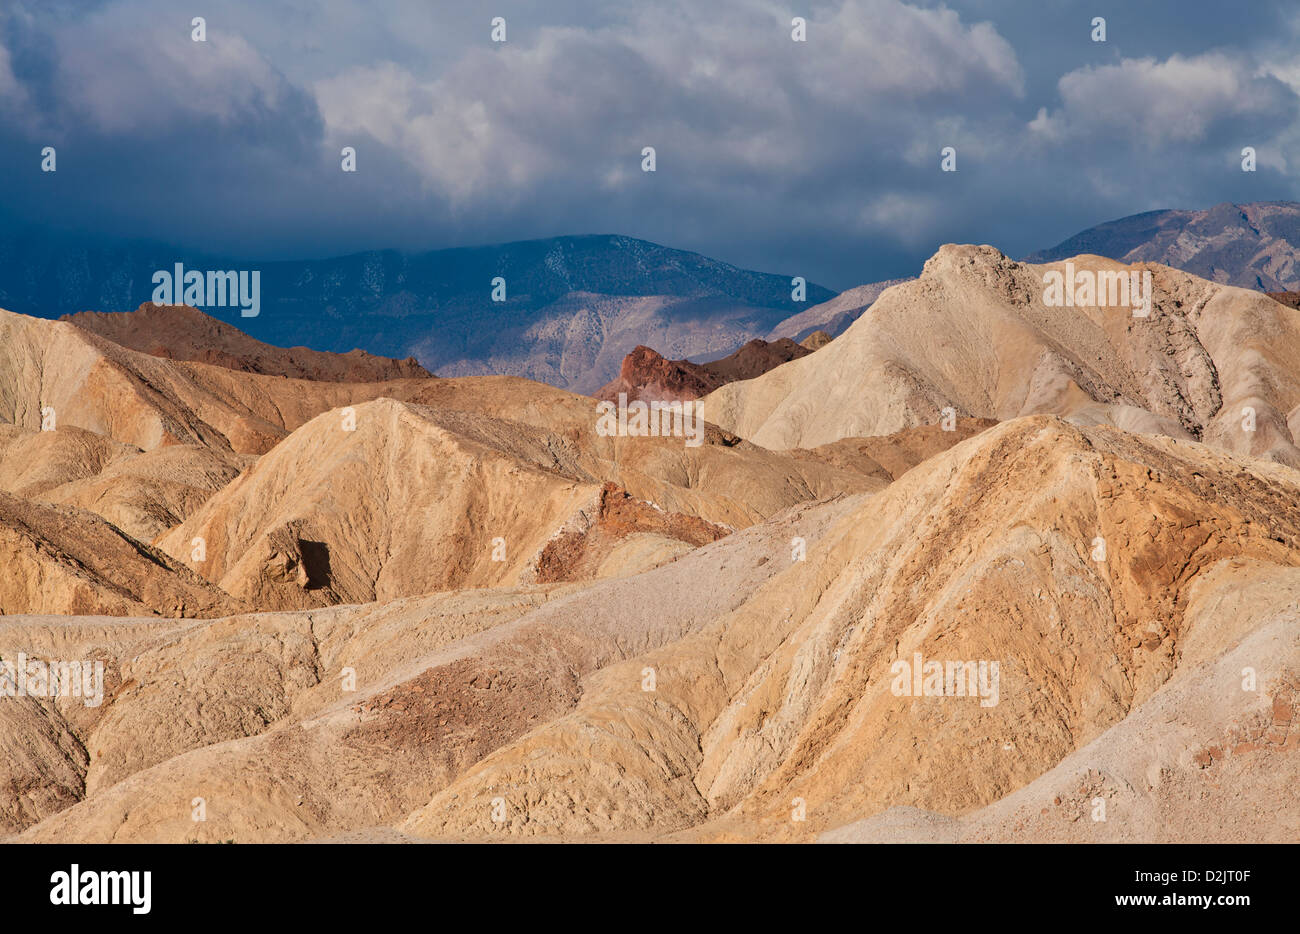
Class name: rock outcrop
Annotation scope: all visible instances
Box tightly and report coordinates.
[596,338,811,403]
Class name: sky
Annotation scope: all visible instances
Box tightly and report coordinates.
[0,0,1296,290]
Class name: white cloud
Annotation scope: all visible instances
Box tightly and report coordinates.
[0,1,300,137]
[312,0,1025,204]
[59,25,290,134]
[1030,52,1290,146]
[816,0,1024,99]
[6,0,1296,288]
[857,191,943,242]
[0,43,20,101]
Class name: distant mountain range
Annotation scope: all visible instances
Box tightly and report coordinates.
[4,200,1300,394]
[1025,201,1300,290]
[0,231,832,394]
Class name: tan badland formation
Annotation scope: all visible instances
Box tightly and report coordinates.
[151,392,887,610]
[703,245,1300,467]
[5,417,1299,842]
[3,249,1300,844]
[0,489,239,618]
[799,330,833,351]
[0,307,975,622]
[0,306,432,456]
[0,424,250,542]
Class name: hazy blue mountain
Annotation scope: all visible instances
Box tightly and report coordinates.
[1025,201,1300,291]
[0,230,833,394]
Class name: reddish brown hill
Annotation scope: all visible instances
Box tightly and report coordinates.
[596,346,719,403]
[63,303,432,382]
[708,337,811,381]
[597,338,811,403]
[1269,291,1300,310]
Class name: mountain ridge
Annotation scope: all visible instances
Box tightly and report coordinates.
[0,231,834,395]
[1026,201,1300,290]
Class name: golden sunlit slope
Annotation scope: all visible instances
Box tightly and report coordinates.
[12,416,1300,843]
[703,246,1300,468]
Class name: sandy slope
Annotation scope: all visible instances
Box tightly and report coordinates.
[402,417,1300,840]
[10,496,841,842]
[703,246,1300,468]
[7,416,1299,843]
[0,306,432,455]
[0,490,239,618]
[822,588,1300,843]
[150,381,909,610]
[0,424,249,541]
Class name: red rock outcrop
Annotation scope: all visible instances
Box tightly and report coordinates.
[596,338,811,403]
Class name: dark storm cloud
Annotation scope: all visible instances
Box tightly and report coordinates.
[0,0,1296,289]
